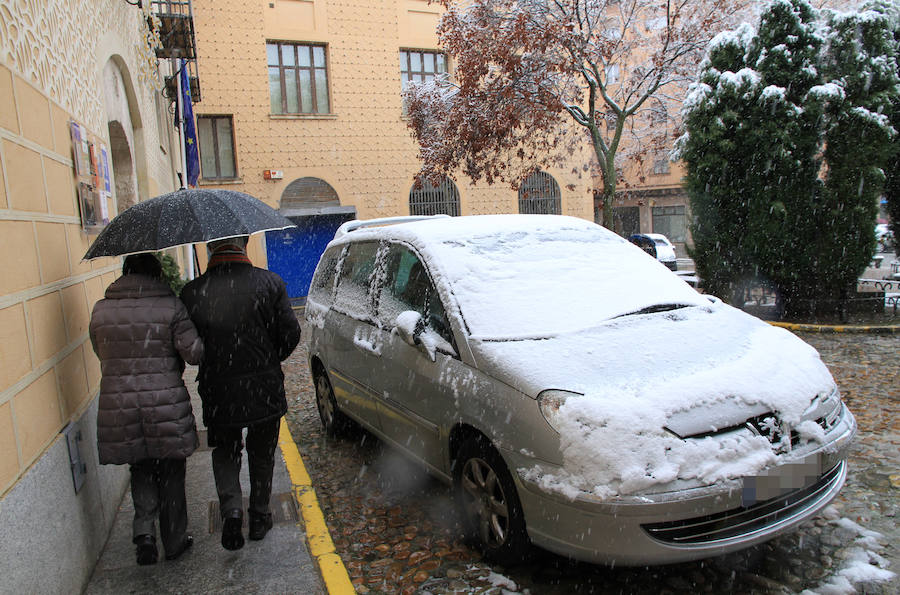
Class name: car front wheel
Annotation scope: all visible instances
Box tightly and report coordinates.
[455,436,530,565]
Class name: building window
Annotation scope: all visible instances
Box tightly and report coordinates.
[651,155,670,175]
[648,99,668,126]
[400,49,447,85]
[652,205,687,243]
[400,49,447,113]
[605,64,620,85]
[267,42,330,115]
[604,109,618,129]
[197,115,237,179]
[518,170,561,214]
[409,176,460,216]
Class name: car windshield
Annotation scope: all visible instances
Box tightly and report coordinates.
[418,216,708,339]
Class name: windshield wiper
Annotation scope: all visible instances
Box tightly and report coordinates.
[614,303,692,319]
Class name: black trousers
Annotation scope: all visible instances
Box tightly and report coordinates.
[129,458,187,555]
[209,418,280,516]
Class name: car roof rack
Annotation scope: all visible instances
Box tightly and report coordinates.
[333,214,451,239]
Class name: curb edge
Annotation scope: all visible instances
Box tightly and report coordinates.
[768,321,900,334]
[278,418,355,595]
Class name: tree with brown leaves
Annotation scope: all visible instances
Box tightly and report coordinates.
[405,0,746,227]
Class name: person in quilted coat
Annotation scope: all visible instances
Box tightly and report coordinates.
[89,253,203,566]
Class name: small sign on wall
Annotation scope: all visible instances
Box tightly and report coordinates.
[70,120,111,231]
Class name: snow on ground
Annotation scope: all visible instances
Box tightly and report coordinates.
[801,508,896,595]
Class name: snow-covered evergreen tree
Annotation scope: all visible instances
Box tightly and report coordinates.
[677,0,898,316]
[873,0,900,257]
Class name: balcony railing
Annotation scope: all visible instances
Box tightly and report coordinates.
[151,0,201,102]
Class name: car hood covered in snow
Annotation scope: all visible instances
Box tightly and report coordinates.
[469,300,834,415]
[471,302,838,499]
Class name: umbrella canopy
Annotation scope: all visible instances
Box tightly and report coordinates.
[83,188,296,259]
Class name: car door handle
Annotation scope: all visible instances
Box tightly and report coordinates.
[353,336,382,356]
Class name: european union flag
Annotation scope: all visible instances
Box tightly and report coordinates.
[180,60,200,187]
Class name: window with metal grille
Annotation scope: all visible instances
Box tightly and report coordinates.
[409,176,460,216]
[197,115,237,179]
[267,42,329,114]
[518,170,561,214]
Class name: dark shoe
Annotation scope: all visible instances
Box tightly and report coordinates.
[248,511,273,541]
[221,508,244,551]
[165,534,193,561]
[134,534,158,566]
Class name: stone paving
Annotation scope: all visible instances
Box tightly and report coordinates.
[282,319,898,594]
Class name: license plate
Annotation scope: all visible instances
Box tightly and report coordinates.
[741,453,822,507]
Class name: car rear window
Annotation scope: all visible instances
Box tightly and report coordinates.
[307,246,342,306]
[333,241,379,318]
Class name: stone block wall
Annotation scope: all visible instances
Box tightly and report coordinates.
[0,1,184,591]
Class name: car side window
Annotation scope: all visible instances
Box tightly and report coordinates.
[377,244,455,349]
[333,241,379,318]
[307,246,342,306]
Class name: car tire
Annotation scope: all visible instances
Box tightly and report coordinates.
[314,369,353,437]
[455,436,530,566]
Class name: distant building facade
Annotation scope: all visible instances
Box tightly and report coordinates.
[189,0,595,299]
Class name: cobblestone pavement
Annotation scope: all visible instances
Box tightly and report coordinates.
[283,318,898,594]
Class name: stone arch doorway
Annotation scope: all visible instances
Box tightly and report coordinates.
[102,56,143,215]
[266,176,356,303]
[107,121,137,213]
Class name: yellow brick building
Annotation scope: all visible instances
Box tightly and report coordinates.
[0,2,184,590]
[190,0,595,298]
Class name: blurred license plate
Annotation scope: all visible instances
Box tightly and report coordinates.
[741,453,822,507]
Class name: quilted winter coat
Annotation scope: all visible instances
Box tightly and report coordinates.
[89,274,204,465]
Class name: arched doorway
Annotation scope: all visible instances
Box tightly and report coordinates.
[107,121,137,213]
[101,57,142,216]
[265,177,356,303]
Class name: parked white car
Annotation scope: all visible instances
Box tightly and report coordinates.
[628,233,678,270]
[646,233,678,269]
[304,214,855,566]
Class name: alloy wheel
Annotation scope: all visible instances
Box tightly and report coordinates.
[460,456,510,548]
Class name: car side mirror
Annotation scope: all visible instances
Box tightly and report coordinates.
[393,311,423,347]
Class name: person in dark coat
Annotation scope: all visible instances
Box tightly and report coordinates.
[89,253,203,565]
[180,236,301,550]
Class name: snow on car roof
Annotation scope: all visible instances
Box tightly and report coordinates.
[333,214,706,339]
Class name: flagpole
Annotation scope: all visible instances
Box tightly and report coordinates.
[176,60,196,280]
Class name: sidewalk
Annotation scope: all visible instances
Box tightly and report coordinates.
[83,371,326,595]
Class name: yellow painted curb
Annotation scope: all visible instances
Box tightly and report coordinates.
[279,418,355,595]
[768,321,900,334]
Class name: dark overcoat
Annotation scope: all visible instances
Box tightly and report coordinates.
[180,262,301,428]
[89,274,203,465]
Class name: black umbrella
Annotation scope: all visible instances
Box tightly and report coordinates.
[83,188,296,259]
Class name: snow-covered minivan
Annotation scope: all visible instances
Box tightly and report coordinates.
[304,214,856,566]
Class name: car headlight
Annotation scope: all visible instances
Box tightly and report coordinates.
[538,389,582,433]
